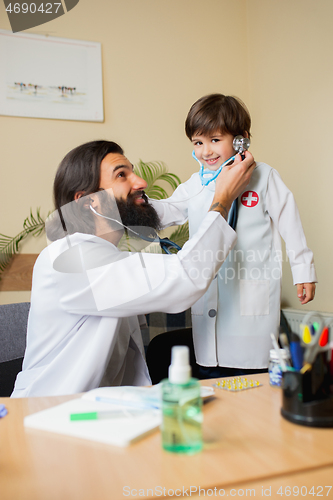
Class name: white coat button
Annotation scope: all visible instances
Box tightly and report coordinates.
[208,309,217,318]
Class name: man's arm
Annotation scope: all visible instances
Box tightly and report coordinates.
[149,181,191,229]
[58,153,255,317]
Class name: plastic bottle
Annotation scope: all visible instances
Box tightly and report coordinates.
[161,346,203,454]
[269,348,290,387]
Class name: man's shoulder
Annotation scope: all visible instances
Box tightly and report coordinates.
[37,233,119,274]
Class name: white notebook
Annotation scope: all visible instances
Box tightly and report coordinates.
[24,386,162,447]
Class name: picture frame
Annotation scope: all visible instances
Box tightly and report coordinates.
[0,29,104,122]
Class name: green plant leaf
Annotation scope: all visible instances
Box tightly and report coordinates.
[0,230,27,273]
[23,208,46,237]
[134,160,181,199]
[0,208,47,277]
[169,222,189,248]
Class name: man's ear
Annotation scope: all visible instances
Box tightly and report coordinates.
[74,191,94,210]
[74,191,85,202]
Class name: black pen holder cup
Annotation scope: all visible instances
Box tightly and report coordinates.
[281,352,333,427]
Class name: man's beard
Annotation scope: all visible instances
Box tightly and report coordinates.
[116,192,161,232]
[101,190,161,235]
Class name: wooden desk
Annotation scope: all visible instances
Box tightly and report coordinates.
[1,374,333,500]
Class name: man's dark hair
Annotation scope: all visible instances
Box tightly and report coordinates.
[53,140,124,209]
[47,140,124,241]
[185,93,251,140]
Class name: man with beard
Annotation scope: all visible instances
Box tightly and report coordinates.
[11,141,255,397]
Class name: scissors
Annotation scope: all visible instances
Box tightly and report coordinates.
[298,312,331,371]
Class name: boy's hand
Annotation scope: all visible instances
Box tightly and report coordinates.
[296,283,316,304]
[210,152,255,220]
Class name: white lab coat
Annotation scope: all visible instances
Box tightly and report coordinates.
[152,162,317,369]
[11,211,236,397]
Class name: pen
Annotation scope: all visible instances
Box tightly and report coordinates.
[279,332,291,359]
[289,332,303,370]
[70,409,150,421]
[95,396,160,410]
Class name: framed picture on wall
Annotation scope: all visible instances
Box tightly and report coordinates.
[0,29,104,122]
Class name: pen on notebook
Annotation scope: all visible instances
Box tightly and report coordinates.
[70,409,149,421]
[95,396,160,410]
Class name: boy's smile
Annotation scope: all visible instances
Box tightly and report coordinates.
[191,132,236,171]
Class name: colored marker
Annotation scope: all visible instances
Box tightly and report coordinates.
[70,409,148,421]
[290,332,303,370]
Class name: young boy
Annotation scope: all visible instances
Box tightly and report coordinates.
[151,93,317,377]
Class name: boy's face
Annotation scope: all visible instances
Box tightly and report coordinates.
[191,132,235,171]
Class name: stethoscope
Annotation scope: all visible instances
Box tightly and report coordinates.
[88,136,250,253]
[195,135,251,186]
[192,135,251,230]
[90,205,181,254]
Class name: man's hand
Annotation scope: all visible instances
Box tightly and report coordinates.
[209,151,256,220]
[296,283,316,305]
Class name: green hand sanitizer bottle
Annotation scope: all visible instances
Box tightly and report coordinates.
[161,345,203,454]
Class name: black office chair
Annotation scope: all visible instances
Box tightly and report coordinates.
[0,302,30,396]
[146,327,201,384]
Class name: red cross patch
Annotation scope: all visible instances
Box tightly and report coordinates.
[241,191,259,207]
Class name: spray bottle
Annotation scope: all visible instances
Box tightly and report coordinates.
[161,346,203,454]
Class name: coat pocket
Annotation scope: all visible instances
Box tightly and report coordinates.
[240,279,269,316]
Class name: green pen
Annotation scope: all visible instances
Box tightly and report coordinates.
[70,409,148,421]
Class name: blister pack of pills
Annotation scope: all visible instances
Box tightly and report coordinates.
[213,377,262,392]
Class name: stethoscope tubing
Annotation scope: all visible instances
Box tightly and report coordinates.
[90,205,181,254]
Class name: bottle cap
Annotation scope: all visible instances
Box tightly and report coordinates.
[168,346,191,384]
[269,348,289,361]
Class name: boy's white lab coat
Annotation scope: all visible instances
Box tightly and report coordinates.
[152,162,317,369]
[11,212,236,397]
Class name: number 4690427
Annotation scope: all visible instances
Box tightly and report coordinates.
[277,485,332,496]
[6,3,62,14]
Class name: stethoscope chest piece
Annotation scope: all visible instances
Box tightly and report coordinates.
[233,135,251,155]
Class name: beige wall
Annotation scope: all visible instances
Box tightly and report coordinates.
[0,0,332,314]
[0,0,248,304]
[246,0,333,313]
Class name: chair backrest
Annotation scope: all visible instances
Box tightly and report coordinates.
[0,302,30,396]
[146,328,200,384]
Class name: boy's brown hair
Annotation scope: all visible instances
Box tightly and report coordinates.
[185,93,251,140]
